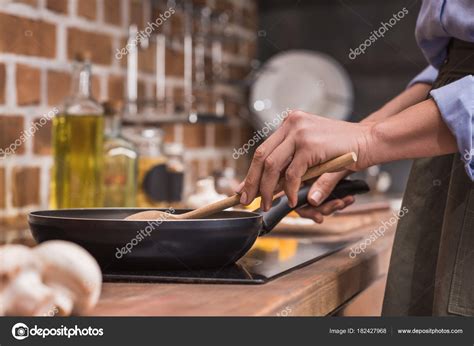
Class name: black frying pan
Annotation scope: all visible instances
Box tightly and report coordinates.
[28,179,369,271]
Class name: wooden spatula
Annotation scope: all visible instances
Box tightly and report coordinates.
[125,152,357,221]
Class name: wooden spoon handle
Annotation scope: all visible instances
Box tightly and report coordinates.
[175,194,242,220]
[177,152,357,219]
[301,152,357,181]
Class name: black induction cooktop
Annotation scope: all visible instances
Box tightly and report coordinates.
[103,236,351,284]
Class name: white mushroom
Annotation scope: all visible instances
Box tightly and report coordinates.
[0,241,102,316]
[33,241,102,316]
[0,245,53,316]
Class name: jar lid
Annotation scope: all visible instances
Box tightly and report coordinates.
[102,100,123,117]
[122,127,163,144]
[164,142,184,156]
[74,51,92,62]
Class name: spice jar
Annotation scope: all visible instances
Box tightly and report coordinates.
[164,143,185,208]
[123,127,168,208]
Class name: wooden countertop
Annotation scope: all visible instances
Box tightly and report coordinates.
[91,209,396,316]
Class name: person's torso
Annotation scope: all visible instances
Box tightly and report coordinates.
[416,0,474,67]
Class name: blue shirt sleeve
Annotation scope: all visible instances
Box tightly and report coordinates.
[408,65,439,88]
[430,75,474,180]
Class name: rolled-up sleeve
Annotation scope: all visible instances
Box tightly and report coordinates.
[430,75,474,180]
[408,65,439,88]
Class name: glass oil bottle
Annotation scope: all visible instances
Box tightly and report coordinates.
[103,101,138,207]
[50,53,104,209]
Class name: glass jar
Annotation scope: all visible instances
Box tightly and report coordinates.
[103,101,138,207]
[123,127,168,208]
[50,52,104,209]
[164,142,185,207]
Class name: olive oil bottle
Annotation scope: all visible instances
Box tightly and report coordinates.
[50,54,104,209]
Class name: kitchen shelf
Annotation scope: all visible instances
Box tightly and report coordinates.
[122,112,229,126]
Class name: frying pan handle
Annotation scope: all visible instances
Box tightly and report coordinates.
[258,179,370,235]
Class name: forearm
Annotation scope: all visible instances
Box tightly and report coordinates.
[368,99,457,166]
[362,83,432,124]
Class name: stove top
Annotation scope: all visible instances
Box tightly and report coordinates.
[103,236,350,284]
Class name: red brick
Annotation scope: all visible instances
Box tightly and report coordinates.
[47,70,71,106]
[161,124,175,143]
[188,159,200,184]
[169,10,184,37]
[116,38,128,68]
[202,159,214,177]
[223,37,239,55]
[0,13,56,58]
[242,5,258,30]
[150,3,173,35]
[193,89,214,114]
[192,0,208,7]
[224,97,241,117]
[12,166,40,207]
[46,0,68,13]
[32,116,52,155]
[165,47,184,77]
[137,80,146,101]
[0,167,5,209]
[241,40,257,60]
[239,125,254,147]
[108,75,124,101]
[214,0,234,13]
[15,0,37,7]
[138,42,156,73]
[129,0,144,28]
[16,64,41,106]
[77,0,97,21]
[183,124,206,148]
[48,70,100,104]
[172,87,185,111]
[0,115,25,156]
[92,75,101,101]
[68,28,112,65]
[215,124,233,147]
[104,0,122,25]
[228,65,249,81]
[0,63,5,105]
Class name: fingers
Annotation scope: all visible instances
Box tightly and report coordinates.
[283,153,310,208]
[240,128,287,205]
[295,195,355,223]
[307,171,350,206]
[235,181,245,193]
[296,207,324,223]
[259,139,295,211]
[316,195,354,215]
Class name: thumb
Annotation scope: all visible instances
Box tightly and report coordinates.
[308,171,350,206]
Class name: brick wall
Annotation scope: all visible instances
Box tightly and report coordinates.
[0,0,257,226]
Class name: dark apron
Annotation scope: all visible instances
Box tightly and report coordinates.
[382,39,474,316]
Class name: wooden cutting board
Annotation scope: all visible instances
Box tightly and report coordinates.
[273,202,392,235]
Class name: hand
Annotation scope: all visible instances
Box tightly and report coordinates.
[296,170,355,223]
[238,110,375,211]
